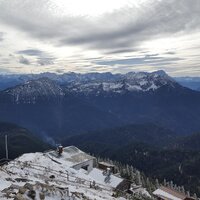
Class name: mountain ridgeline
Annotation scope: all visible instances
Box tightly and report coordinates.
[1,71,200,196]
[174,77,200,91]
[0,70,200,138]
[0,122,50,160]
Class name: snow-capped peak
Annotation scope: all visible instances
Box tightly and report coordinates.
[64,70,177,95]
[5,78,64,104]
[2,71,178,99]
[151,70,167,76]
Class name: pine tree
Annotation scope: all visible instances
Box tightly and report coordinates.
[181,186,185,194]
[155,179,159,188]
[135,171,142,185]
[170,181,174,189]
[163,179,167,186]
[193,193,197,200]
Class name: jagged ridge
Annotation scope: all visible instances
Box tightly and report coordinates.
[5,78,64,104]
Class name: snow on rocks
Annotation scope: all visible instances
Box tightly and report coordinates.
[64,70,176,95]
[3,71,178,101]
[0,151,125,200]
[88,168,122,188]
[5,78,64,104]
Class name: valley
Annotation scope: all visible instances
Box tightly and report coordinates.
[0,71,200,197]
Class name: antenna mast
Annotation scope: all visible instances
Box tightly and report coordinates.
[5,135,8,160]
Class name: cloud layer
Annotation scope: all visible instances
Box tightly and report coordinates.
[0,0,200,76]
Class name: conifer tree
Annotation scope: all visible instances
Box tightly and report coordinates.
[155,179,159,188]
[163,179,167,186]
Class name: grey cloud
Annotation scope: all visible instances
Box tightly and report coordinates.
[95,54,183,66]
[0,0,89,42]
[0,32,5,42]
[105,48,140,55]
[0,67,11,73]
[60,0,200,49]
[0,0,199,51]
[17,48,56,66]
[55,69,65,74]
[37,58,54,66]
[150,62,176,66]
[19,56,30,65]
[0,57,11,65]
[165,51,176,55]
[17,49,43,56]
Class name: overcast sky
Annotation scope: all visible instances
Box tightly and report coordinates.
[0,0,200,76]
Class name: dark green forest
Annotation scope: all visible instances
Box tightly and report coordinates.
[63,123,200,195]
[0,122,50,160]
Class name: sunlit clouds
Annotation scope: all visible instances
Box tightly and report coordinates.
[0,0,200,76]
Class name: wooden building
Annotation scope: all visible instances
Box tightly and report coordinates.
[98,161,117,174]
[153,186,196,200]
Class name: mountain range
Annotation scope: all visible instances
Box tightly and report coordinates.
[1,71,200,91]
[0,70,200,139]
[174,77,200,91]
[1,70,200,196]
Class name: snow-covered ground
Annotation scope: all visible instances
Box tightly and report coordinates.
[153,188,182,200]
[0,147,152,200]
[88,168,122,188]
[0,151,127,200]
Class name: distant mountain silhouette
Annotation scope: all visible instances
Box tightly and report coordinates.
[0,71,200,137]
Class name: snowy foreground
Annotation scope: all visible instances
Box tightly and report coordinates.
[0,149,150,200]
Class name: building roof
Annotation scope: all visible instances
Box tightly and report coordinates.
[88,168,123,188]
[47,146,95,167]
[98,161,115,167]
[153,186,194,200]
